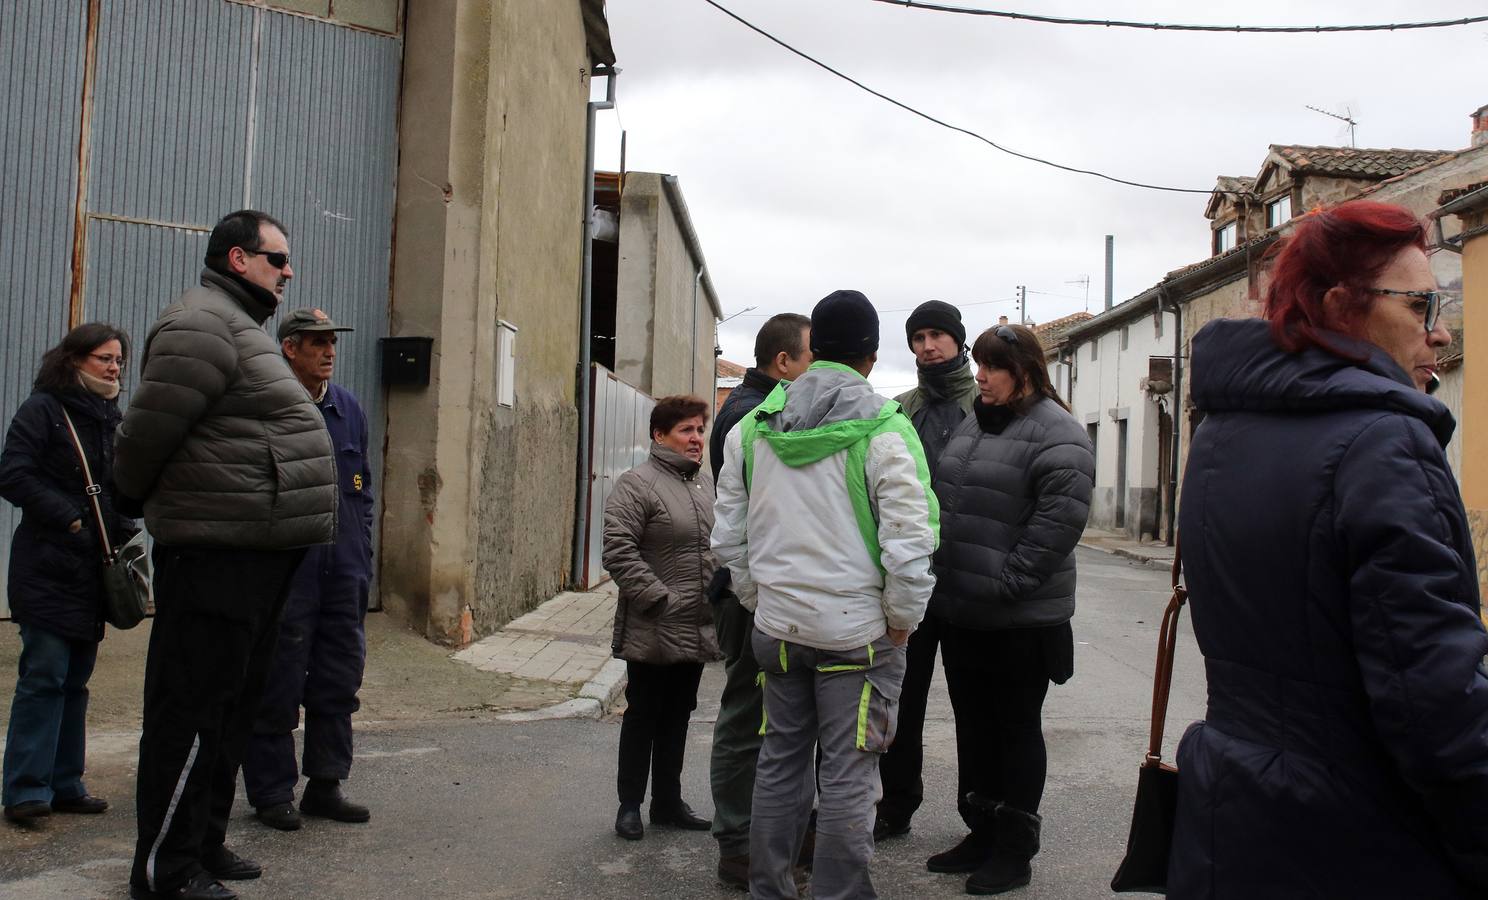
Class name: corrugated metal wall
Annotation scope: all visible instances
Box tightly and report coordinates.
[582,366,656,588]
[0,2,88,619]
[1,1,401,618]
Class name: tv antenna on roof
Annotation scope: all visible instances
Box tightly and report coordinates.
[1305,104,1358,148]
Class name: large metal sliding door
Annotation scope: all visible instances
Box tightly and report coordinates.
[1,0,401,617]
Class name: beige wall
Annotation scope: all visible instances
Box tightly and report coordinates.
[614,172,721,405]
[1456,209,1488,609]
[380,0,589,645]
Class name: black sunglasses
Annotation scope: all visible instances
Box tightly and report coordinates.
[993,325,1019,345]
[243,248,291,270]
[1367,288,1450,332]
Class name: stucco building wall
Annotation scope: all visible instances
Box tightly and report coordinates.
[380,0,592,644]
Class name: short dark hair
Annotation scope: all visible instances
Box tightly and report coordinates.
[34,322,132,393]
[650,395,709,440]
[205,209,289,271]
[971,323,1068,412]
[753,313,811,369]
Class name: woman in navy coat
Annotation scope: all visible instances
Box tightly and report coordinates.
[1170,201,1488,897]
[1,323,133,825]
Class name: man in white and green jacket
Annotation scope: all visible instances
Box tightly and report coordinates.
[712,290,939,900]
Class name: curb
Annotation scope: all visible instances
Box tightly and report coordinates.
[1077,540,1115,556]
[496,657,627,723]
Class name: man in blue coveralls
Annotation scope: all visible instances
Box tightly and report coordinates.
[242,308,375,831]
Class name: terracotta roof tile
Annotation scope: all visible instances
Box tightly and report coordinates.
[716,358,747,379]
[1031,312,1094,348]
[1269,145,1453,179]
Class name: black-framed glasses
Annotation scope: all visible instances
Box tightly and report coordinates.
[243,248,291,270]
[994,325,1019,345]
[1367,288,1451,332]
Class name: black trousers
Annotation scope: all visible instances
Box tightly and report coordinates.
[617,660,705,806]
[876,614,940,825]
[941,624,1057,828]
[131,545,304,893]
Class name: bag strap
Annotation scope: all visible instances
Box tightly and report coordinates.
[1145,537,1187,765]
[60,407,115,565]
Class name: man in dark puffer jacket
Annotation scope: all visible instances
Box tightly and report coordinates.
[117,210,336,900]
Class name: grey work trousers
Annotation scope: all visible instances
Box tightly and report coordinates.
[748,628,906,900]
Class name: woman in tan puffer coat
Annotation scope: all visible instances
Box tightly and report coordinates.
[603,395,720,842]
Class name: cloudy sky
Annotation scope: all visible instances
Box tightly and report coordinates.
[597,0,1488,394]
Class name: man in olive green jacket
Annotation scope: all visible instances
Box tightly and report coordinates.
[118,210,336,900]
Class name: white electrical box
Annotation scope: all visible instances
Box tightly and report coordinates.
[497,320,518,408]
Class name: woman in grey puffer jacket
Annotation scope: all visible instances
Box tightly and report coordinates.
[925,324,1094,896]
[602,395,720,843]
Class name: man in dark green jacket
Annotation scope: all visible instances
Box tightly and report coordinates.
[877,300,977,841]
[118,210,336,900]
[707,312,811,890]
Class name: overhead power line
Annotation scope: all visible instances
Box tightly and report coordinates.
[699,0,1221,195]
[870,1,1488,33]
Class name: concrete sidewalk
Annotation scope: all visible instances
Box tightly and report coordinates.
[452,581,627,722]
[1079,526,1177,569]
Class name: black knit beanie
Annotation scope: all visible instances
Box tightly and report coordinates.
[905,300,965,349]
[810,290,879,359]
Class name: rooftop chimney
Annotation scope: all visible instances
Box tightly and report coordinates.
[998,315,1009,326]
[1474,103,1488,148]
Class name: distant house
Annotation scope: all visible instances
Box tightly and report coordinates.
[1060,103,1488,545]
[716,357,747,410]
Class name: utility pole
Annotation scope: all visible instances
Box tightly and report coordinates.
[1016,285,1027,325]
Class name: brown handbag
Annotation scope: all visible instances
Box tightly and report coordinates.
[1110,542,1187,894]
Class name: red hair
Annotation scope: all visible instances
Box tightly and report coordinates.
[1262,200,1427,355]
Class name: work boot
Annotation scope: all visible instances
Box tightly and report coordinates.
[300,779,371,823]
[3,800,51,824]
[128,871,238,900]
[255,802,301,831]
[717,853,749,891]
[615,803,643,840]
[649,798,711,830]
[52,793,109,814]
[965,804,1042,895]
[202,845,262,880]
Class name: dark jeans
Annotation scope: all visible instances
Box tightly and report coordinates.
[876,615,940,825]
[709,592,763,855]
[243,568,370,808]
[942,624,1055,826]
[131,545,304,894]
[2,623,98,807]
[617,660,705,806]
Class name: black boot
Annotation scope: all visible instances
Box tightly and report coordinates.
[300,779,370,823]
[965,803,1041,895]
[928,793,998,873]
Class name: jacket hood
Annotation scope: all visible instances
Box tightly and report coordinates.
[754,361,897,467]
[1190,318,1454,447]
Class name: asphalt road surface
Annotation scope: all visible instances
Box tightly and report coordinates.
[0,547,1199,899]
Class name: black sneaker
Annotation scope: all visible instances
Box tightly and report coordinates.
[128,872,238,900]
[202,845,262,880]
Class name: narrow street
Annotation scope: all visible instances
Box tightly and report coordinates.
[0,548,1199,899]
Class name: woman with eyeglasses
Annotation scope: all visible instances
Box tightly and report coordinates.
[1167,200,1486,898]
[1,323,135,826]
[922,322,1094,895]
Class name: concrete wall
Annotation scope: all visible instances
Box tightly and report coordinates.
[1437,361,1464,478]
[380,0,589,645]
[1452,206,1488,611]
[1068,305,1177,539]
[614,172,721,405]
